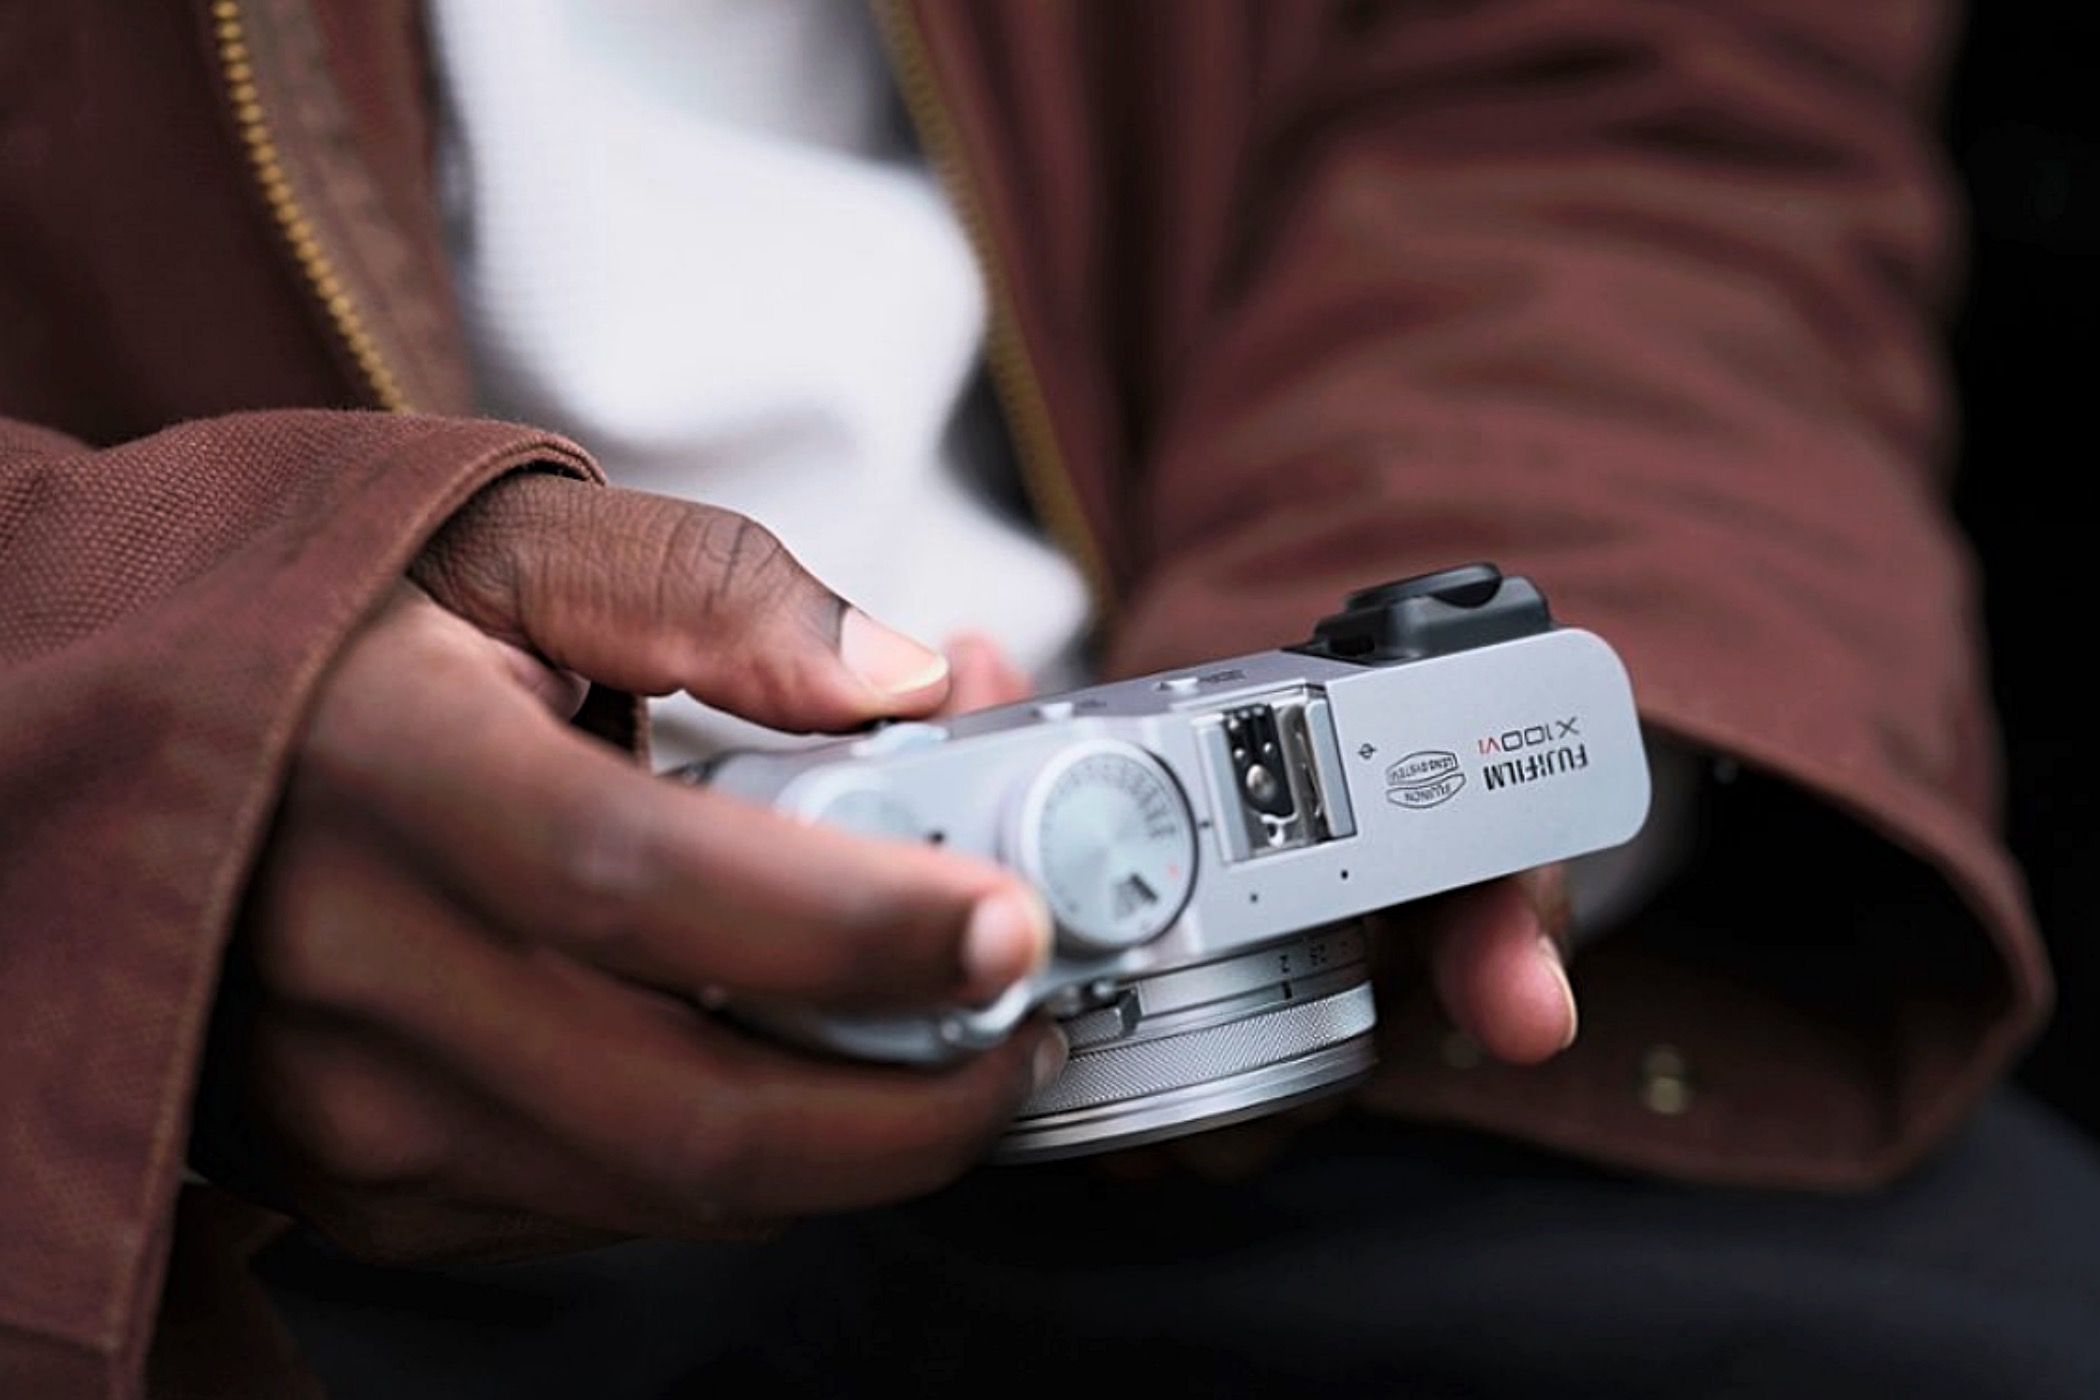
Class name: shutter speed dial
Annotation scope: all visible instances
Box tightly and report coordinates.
[1010,740,1197,955]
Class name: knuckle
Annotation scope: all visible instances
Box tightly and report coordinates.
[634,502,854,714]
[288,1065,448,1189]
[673,509,778,616]
[670,507,834,645]
[249,909,381,1012]
[709,512,793,603]
[625,506,797,685]
[548,800,664,955]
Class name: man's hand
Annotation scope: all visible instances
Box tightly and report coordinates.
[205,474,1066,1263]
[1097,868,1577,1182]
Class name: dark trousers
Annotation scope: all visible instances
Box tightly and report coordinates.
[260,1090,2100,1398]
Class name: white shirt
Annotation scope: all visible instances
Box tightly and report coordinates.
[425,0,1698,933]
[426,0,1091,764]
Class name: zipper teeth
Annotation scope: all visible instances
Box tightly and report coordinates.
[210,0,409,412]
[872,1,1116,616]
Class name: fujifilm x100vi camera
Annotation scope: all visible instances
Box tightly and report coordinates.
[680,564,1650,1161]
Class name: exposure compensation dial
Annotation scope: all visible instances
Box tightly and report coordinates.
[1011,741,1198,955]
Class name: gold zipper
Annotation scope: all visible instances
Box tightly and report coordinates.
[213,0,1097,568]
[871,0,1116,617]
[210,0,410,412]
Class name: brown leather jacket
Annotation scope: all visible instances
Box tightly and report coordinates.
[0,1,2045,1395]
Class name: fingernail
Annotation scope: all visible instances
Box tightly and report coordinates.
[1029,1027,1071,1098]
[840,608,949,696]
[964,888,1053,996]
[1537,934,1579,1051]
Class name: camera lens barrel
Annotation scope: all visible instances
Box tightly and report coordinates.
[993,924,1376,1162]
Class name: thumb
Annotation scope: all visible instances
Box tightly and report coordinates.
[411,472,949,731]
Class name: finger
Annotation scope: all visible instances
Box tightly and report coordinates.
[267,857,1068,1224]
[486,632,591,720]
[300,600,1051,1007]
[1518,862,1574,953]
[246,852,749,1248]
[1423,875,1579,1064]
[250,1016,742,1264]
[412,473,950,731]
[936,631,1034,716]
[245,1007,460,1193]
[295,1185,630,1268]
[685,1014,1068,1220]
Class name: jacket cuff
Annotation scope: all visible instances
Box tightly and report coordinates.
[1351,604,2050,1189]
[0,411,610,1392]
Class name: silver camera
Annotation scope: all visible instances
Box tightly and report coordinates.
[684,565,1650,1161]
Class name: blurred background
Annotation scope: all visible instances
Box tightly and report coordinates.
[1948,6,2098,1133]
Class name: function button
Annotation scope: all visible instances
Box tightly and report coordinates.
[810,786,923,841]
[849,721,948,758]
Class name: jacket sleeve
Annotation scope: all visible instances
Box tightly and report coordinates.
[0,410,603,1395]
[1105,0,2048,1187]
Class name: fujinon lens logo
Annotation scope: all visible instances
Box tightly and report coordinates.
[1385,750,1464,809]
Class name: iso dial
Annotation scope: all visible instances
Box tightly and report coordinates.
[1012,740,1197,954]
